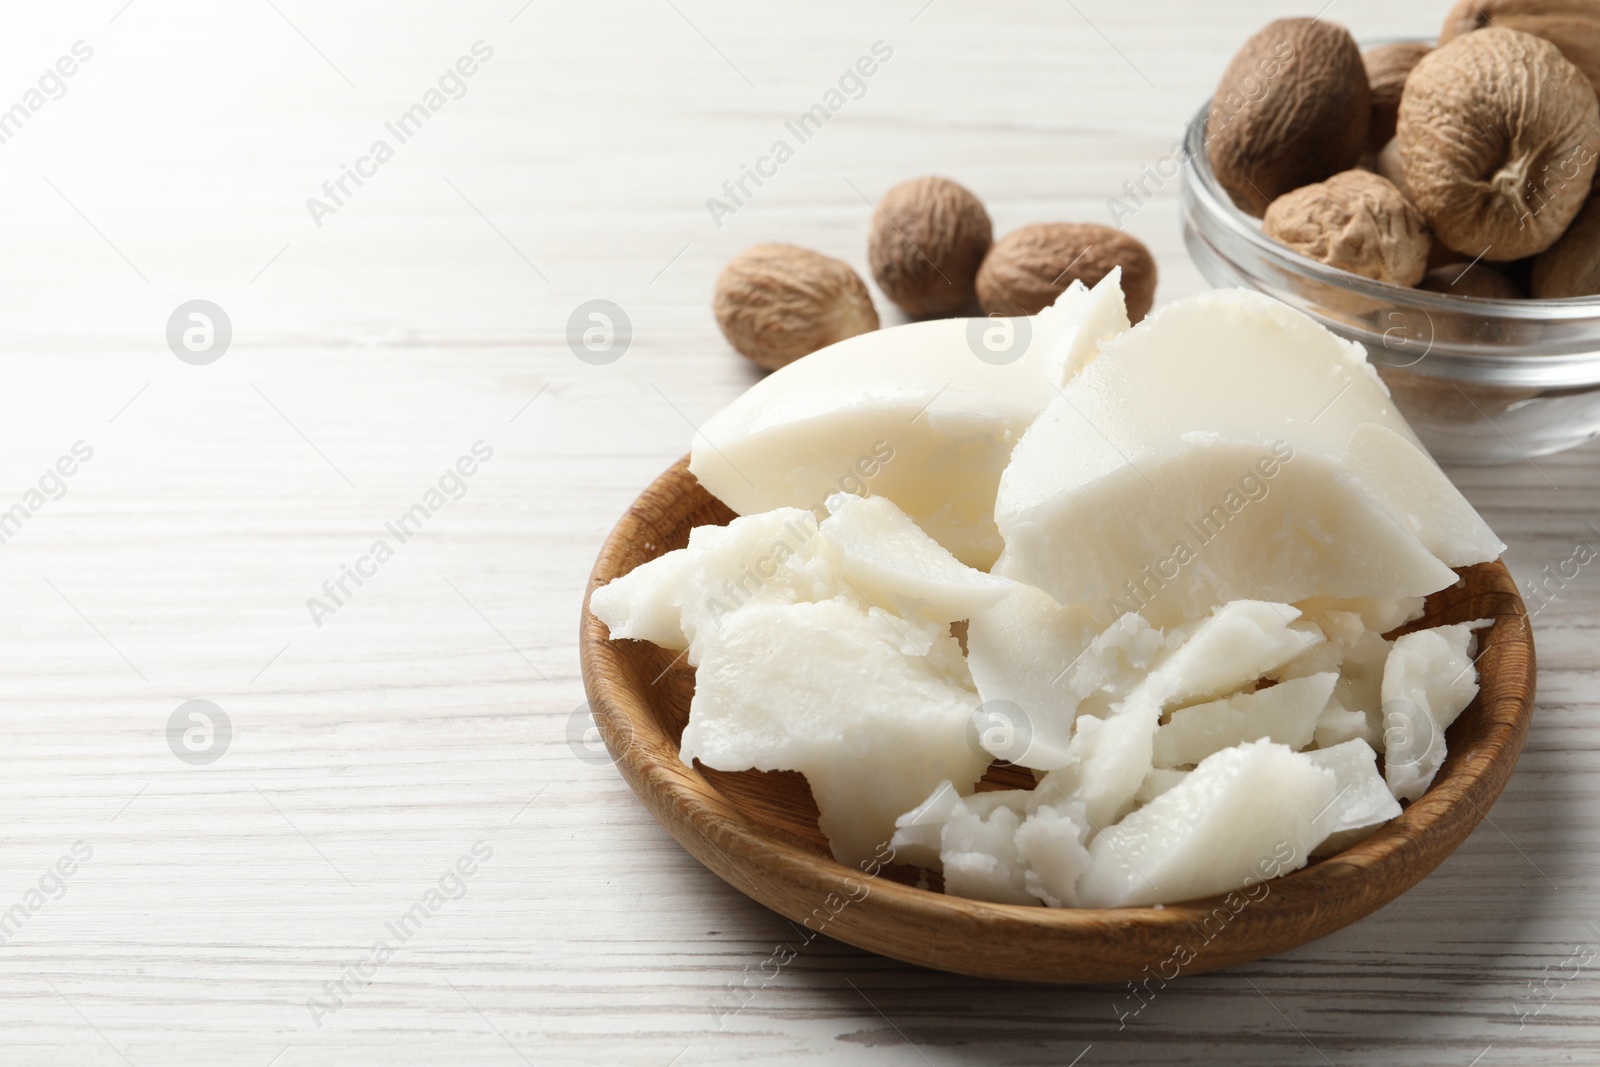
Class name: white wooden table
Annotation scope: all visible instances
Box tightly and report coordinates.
[1,1,1595,1063]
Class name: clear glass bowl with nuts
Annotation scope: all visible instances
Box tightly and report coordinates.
[1180,40,1600,465]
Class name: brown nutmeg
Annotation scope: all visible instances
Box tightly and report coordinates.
[1441,0,1600,93]
[1418,261,1525,299]
[1378,364,1543,426]
[1398,28,1600,261]
[867,176,992,317]
[1207,18,1371,216]
[1374,137,1417,204]
[1263,170,1431,286]
[712,244,879,371]
[975,223,1157,321]
[1531,193,1600,297]
[1363,42,1433,153]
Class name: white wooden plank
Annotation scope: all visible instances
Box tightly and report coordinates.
[0,0,1594,1063]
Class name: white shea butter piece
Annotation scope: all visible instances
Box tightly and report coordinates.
[689,274,1128,568]
[1134,767,1189,805]
[1062,612,1167,713]
[1140,601,1324,709]
[890,781,1093,907]
[1058,600,1319,827]
[1275,625,1391,749]
[994,289,1500,626]
[1313,704,1372,750]
[592,493,1005,668]
[1382,622,1488,802]
[1306,738,1401,856]
[939,793,1037,906]
[588,547,694,652]
[964,583,1103,770]
[589,507,829,659]
[820,491,1014,622]
[1336,629,1393,748]
[1015,804,1095,908]
[1296,595,1426,637]
[1061,711,1156,831]
[1153,673,1337,768]
[890,780,964,871]
[1042,268,1132,382]
[1077,740,1336,908]
[1343,422,1505,567]
[682,599,989,866]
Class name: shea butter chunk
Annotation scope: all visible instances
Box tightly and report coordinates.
[1307,738,1400,856]
[682,598,989,866]
[1059,600,1322,826]
[819,491,1014,622]
[590,507,834,662]
[1078,740,1336,908]
[994,290,1500,625]
[1154,673,1337,768]
[891,781,1093,907]
[1382,621,1488,802]
[964,583,1103,770]
[690,276,1128,568]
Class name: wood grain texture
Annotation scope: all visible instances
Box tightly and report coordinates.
[581,458,1537,983]
[0,0,1595,1063]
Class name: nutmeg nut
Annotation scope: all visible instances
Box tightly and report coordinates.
[975,223,1157,321]
[1441,0,1600,93]
[868,176,992,317]
[1207,18,1371,216]
[1263,170,1431,286]
[1378,363,1543,427]
[1373,139,1457,268]
[1374,137,1417,204]
[1398,27,1600,261]
[1363,41,1432,153]
[1531,193,1600,297]
[713,244,879,371]
[1418,261,1525,299]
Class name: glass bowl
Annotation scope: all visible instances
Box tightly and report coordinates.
[1178,94,1600,463]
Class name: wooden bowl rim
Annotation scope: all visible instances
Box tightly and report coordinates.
[579,456,1537,982]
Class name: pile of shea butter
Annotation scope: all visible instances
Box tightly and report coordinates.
[591,271,1503,908]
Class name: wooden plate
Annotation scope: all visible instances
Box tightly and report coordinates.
[579,456,1537,983]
